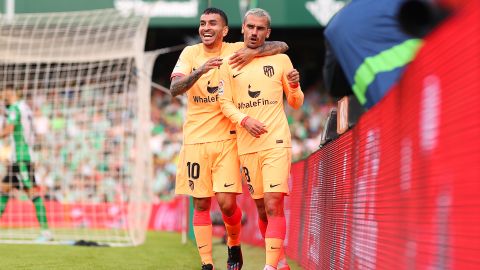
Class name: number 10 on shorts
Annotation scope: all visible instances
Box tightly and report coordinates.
[187,162,200,191]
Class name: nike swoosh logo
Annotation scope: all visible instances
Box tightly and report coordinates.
[270,246,281,250]
[270,184,281,188]
[207,86,218,94]
[199,244,208,249]
[233,72,243,78]
[248,89,261,98]
[224,183,234,187]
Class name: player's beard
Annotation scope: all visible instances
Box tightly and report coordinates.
[245,34,264,49]
[246,39,263,49]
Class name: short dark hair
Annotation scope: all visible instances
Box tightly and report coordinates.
[202,7,228,26]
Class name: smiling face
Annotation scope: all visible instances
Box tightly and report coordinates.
[242,14,271,49]
[198,13,228,49]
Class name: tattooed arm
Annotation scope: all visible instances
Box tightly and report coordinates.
[229,41,289,70]
[255,41,289,56]
[170,57,223,97]
[170,68,204,97]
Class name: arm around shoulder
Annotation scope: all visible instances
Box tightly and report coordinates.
[228,41,289,70]
[256,41,289,56]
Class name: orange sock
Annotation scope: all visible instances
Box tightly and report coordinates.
[222,206,242,247]
[265,238,284,267]
[193,209,213,265]
[265,216,286,267]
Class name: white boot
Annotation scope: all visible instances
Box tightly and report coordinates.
[277,257,290,270]
[36,229,53,242]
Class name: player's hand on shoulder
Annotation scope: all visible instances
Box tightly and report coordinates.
[242,116,267,138]
[199,57,223,74]
[229,47,255,70]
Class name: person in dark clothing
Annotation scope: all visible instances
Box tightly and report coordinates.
[323,0,421,109]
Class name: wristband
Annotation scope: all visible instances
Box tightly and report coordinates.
[241,116,250,127]
[289,82,299,88]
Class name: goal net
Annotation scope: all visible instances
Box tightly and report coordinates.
[0,9,152,246]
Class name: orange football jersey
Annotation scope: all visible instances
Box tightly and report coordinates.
[218,54,304,155]
[171,42,244,144]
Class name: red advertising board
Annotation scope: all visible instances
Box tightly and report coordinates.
[278,3,479,269]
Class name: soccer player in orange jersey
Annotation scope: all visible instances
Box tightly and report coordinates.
[218,8,304,270]
[170,7,288,270]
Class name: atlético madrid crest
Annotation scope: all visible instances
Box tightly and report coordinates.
[189,180,194,191]
[263,65,274,77]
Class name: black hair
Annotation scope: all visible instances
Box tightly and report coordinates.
[202,7,228,26]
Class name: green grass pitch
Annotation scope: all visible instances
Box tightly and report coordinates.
[0,231,302,269]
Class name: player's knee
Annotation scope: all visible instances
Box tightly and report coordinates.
[216,193,237,215]
[219,202,236,217]
[265,205,281,217]
[264,197,284,217]
[193,197,211,212]
[218,199,237,217]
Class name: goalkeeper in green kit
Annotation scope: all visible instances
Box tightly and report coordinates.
[0,86,52,242]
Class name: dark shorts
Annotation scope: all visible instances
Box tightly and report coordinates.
[2,162,37,190]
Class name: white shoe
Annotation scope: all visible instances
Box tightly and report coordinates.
[277,258,290,270]
[36,230,53,242]
[263,265,276,270]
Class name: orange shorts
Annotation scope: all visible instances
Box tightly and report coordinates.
[239,147,292,199]
[175,139,242,198]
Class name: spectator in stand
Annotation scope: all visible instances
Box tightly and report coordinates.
[323,0,421,109]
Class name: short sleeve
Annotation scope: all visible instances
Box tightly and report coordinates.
[171,46,193,78]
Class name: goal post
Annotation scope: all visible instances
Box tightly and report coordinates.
[0,9,152,246]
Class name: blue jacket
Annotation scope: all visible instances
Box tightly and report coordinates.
[324,0,421,108]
